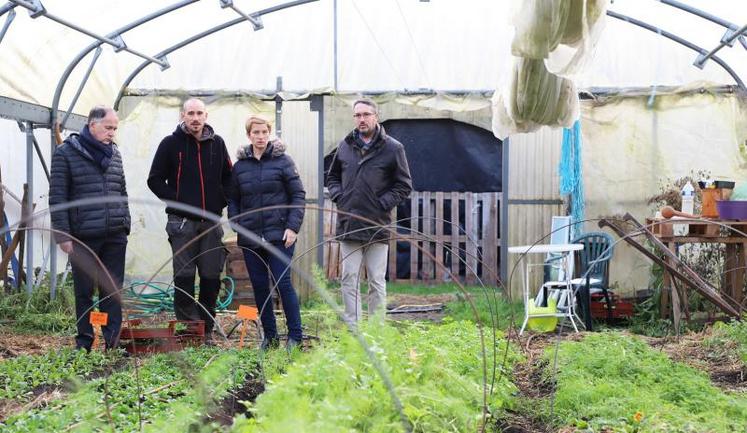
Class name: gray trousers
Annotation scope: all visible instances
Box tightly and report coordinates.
[339,240,389,326]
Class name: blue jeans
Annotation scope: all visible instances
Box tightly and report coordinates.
[243,242,302,341]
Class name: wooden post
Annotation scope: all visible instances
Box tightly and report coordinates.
[434,192,444,282]
[450,192,460,281]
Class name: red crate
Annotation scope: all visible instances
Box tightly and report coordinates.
[589,293,634,319]
[120,319,205,354]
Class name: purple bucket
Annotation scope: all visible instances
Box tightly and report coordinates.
[716,200,747,220]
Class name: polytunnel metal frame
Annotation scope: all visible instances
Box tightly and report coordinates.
[0,0,746,296]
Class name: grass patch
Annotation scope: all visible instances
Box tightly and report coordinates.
[444,292,522,329]
[545,332,747,432]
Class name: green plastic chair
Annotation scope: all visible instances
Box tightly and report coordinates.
[571,231,615,330]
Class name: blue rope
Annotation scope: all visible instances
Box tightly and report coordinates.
[559,120,585,238]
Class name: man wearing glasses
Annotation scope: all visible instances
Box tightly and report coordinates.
[327,98,412,326]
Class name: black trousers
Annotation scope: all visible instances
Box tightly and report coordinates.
[70,234,127,350]
[166,215,225,333]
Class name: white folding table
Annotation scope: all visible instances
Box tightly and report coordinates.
[508,243,584,335]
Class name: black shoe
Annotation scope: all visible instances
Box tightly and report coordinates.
[260,337,279,351]
[204,333,216,347]
[285,337,302,353]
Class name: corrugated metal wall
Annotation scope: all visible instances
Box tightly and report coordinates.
[507,127,564,297]
[280,101,321,302]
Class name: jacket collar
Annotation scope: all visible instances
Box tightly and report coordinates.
[175,122,215,142]
[236,139,287,160]
[64,133,119,162]
[344,124,386,150]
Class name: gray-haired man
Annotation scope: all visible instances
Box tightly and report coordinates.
[327,98,412,325]
[49,106,131,351]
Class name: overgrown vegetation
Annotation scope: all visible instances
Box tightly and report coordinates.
[0,277,76,334]
[705,319,747,364]
[546,333,747,432]
[233,320,519,433]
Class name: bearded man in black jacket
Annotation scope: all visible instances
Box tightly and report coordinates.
[148,98,232,341]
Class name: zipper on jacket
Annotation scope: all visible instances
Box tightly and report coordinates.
[176,151,183,200]
[196,140,206,213]
[103,165,110,236]
[259,156,265,242]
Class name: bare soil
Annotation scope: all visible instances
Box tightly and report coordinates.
[0,328,70,359]
[207,374,265,425]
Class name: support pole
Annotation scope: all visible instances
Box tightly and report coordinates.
[310,95,325,268]
[25,121,33,295]
[0,8,15,44]
[61,46,102,129]
[275,76,283,138]
[500,138,509,288]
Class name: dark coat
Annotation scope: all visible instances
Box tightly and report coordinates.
[228,141,306,248]
[147,123,233,220]
[327,125,412,242]
[49,133,131,243]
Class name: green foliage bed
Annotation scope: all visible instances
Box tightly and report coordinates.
[233,320,520,433]
[547,333,747,433]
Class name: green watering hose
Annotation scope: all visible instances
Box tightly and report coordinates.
[124,276,235,318]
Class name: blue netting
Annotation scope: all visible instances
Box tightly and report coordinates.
[559,120,585,238]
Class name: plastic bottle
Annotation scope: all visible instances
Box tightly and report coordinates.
[674,181,695,235]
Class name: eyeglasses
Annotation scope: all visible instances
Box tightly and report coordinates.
[353,112,375,119]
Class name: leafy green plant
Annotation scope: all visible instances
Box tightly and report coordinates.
[545,332,747,432]
[0,348,118,400]
[233,320,519,433]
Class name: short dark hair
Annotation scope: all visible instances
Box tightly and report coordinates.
[88,106,112,124]
[353,98,378,115]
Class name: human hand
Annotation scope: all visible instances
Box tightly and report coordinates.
[282,229,297,248]
[59,241,74,254]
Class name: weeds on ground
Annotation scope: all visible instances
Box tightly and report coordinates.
[545,332,747,432]
[704,318,747,364]
[0,276,76,334]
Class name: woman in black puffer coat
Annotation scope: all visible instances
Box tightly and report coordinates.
[228,116,305,351]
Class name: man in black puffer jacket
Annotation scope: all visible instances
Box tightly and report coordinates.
[49,106,131,351]
[148,98,232,340]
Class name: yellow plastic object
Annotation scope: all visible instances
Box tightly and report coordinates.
[527,297,558,333]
